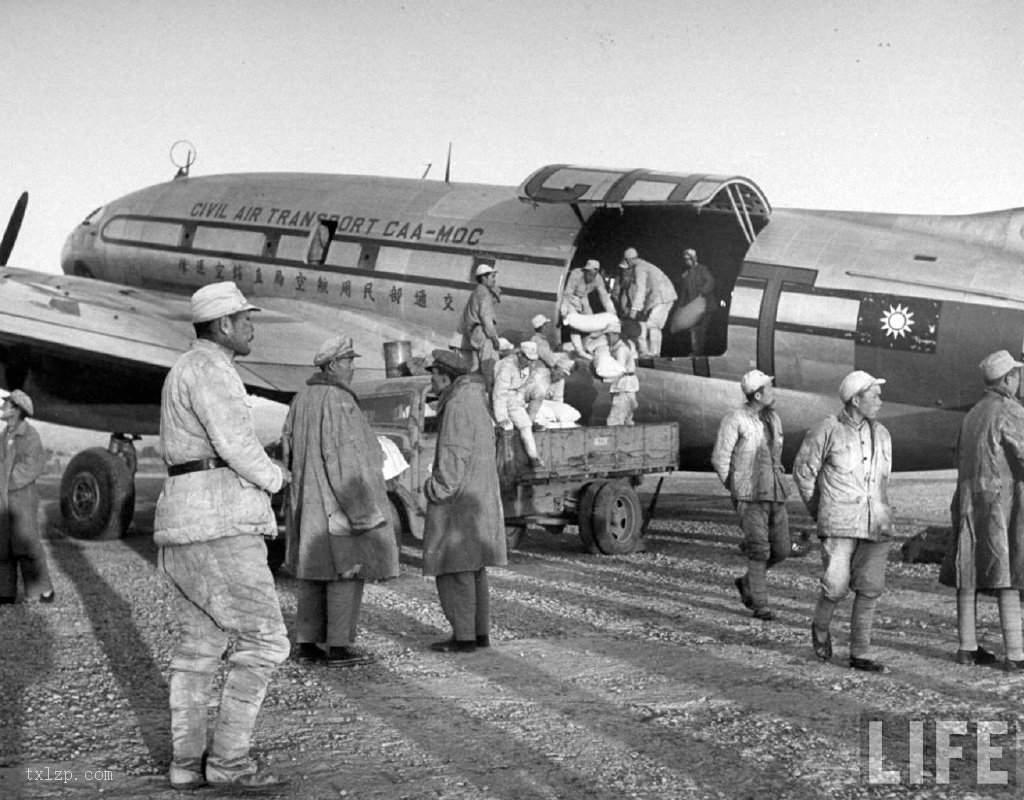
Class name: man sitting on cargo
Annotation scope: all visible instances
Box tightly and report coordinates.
[492,341,545,469]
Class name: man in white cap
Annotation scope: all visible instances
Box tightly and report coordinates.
[560,259,615,356]
[940,350,1024,671]
[529,314,558,368]
[793,369,892,673]
[459,262,502,390]
[711,370,789,620]
[493,341,544,468]
[604,319,639,426]
[423,349,506,651]
[678,249,716,357]
[620,247,678,358]
[0,389,53,605]
[281,335,399,668]
[155,281,291,790]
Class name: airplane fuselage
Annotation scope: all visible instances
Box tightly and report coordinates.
[56,168,1024,470]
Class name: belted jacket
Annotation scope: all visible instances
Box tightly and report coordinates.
[460,283,501,348]
[607,340,639,394]
[155,339,285,546]
[793,410,893,540]
[711,405,787,502]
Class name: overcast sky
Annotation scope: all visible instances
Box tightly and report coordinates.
[3,0,1023,272]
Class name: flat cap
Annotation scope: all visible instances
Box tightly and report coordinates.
[6,389,33,417]
[583,259,600,271]
[498,337,514,353]
[428,348,468,377]
[313,335,361,366]
[980,349,1024,382]
[474,263,496,277]
[519,341,539,360]
[839,370,886,403]
[190,281,259,324]
[531,314,550,329]
[623,247,639,260]
[740,369,773,396]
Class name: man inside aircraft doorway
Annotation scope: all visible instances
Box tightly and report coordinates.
[621,247,678,358]
[679,249,716,357]
[460,263,502,391]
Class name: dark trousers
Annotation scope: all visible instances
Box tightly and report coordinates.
[295,578,365,647]
[435,568,490,641]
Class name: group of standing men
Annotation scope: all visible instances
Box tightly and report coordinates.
[712,349,1024,675]
[155,282,506,790]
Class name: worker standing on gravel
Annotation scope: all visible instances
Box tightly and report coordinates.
[711,370,789,621]
[422,349,506,653]
[155,282,291,791]
[282,334,399,668]
[793,370,892,673]
[940,350,1024,671]
[0,389,53,605]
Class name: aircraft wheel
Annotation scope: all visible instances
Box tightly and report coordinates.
[577,482,602,554]
[591,481,642,555]
[505,525,526,550]
[59,448,135,540]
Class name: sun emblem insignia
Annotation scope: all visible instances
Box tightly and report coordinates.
[880,303,914,340]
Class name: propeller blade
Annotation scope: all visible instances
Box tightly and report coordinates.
[0,191,28,266]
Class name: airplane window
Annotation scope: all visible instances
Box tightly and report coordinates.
[306,218,339,265]
[622,181,676,202]
[193,226,263,254]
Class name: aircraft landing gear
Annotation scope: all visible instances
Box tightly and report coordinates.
[59,434,138,540]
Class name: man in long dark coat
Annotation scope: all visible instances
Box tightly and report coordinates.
[941,349,1024,671]
[423,349,507,653]
[283,335,399,667]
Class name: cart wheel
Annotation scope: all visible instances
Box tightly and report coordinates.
[592,482,642,554]
[577,482,602,554]
[506,525,526,550]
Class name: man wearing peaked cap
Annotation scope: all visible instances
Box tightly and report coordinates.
[0,388,53,606]
[941,349,1024,671]
[604,318,638,427]
[156,281,291,789]
[793,370,893,673]
[423,340,506,653]
[282,334,398,670]
[313,335,361,367]
[712,370,789,621]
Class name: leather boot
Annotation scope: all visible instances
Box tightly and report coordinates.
[205,664,275,784]
[168,671,214,786]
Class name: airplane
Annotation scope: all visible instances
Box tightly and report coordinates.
[3,159,1023,541]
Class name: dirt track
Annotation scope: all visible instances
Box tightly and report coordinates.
[2,469,1022,799]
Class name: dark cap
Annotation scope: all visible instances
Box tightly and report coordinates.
[428,349,469,377]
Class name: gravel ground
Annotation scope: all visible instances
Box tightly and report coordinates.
[3,469,1022,799]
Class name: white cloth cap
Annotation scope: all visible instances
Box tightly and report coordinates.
[474,263,496,277]
[313,335,360,366]
[839,370,886,403]
[583,259,600,271]
[190,282,259,323]
[519,341,539,360]
[980,350,1024,381]
[498,337,514,353]
[531,314,550,329]
[6,389,33,416]
[740,369,773,396]
[623,247,639,260]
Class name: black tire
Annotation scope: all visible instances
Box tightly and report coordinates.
[506,525,526,550]
[59,448,135,540]
[577,482,602,554]
[592,481,642,555]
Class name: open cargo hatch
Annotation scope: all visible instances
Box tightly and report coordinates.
[517,165,771,244]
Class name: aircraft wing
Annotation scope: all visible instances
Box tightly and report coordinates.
[0,268,438,408]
